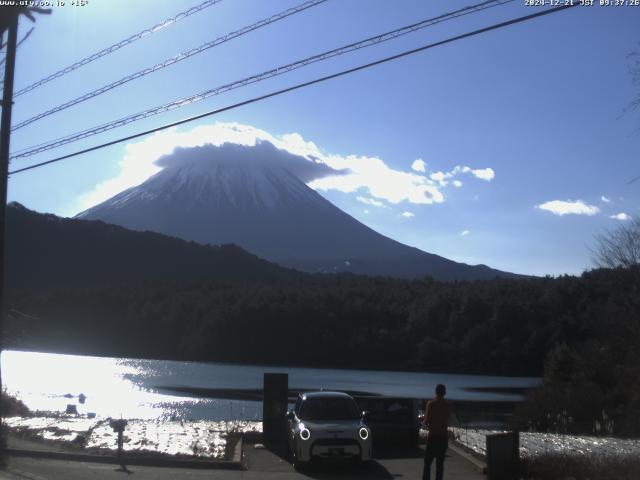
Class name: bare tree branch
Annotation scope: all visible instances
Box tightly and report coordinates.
[626,45,640,114]
[591,218,640,268]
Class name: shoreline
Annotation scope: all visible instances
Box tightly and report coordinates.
[4,414,259,463]
[2,346,542,380]
[155,384,531,401]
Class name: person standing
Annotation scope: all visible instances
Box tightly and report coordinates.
[422,384,450,480]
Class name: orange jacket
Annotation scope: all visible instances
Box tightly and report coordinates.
[423,397,450,435]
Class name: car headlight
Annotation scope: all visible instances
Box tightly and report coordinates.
[358,427,369,440]
[300,427,311,441]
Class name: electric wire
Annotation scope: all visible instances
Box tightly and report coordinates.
[8,3,578,176]
[0,26,33,68]
[13,0,225,97]
[11,0,328,132]
[11,0,513,158]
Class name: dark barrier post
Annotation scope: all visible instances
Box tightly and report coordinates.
[486,431,519,480]
[109,419,128,471]
[263,373,288,447]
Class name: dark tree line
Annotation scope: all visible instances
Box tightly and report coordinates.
[8,267,639,376]
[514,266,640,437]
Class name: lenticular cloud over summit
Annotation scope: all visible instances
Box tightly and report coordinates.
[154,141,343,184]
[76,123,339,212]
[75,122,494,214]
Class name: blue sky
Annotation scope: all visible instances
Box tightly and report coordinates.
[4,0,640,276]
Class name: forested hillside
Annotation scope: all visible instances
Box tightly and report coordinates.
[6,267,638,374]
[6,202,299,288]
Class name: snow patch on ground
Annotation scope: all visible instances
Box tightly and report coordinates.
[450,427,640,460]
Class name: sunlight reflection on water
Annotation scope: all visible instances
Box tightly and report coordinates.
[2,350,199,419]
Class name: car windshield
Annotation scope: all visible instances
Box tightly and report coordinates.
[299,397,360,421]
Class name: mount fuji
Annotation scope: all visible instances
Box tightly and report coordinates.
[77,141,515,280]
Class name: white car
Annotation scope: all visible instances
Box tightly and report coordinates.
[286,391,373,469]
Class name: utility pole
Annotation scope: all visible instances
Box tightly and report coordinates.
[0,5,49,443]
[0,9,19,444]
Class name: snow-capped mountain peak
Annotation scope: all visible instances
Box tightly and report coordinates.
[77,142,515,280]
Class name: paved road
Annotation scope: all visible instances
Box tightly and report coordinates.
[1,445,485,479]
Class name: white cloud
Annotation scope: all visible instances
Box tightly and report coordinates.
[427,164,495,187]
[401,211,415,218]
[411,159,426,172]
[537,200,600,216]
[356,196,385,207]
[452,165,495,181]
[429,171,453,187]
[74,122,496,213]
[469,167,495,181]
[461,230,470,236]
[601,196,611,203]
[610,212,630,221]
[309,155,445,205]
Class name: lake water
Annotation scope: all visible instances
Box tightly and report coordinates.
[2,350,539,421]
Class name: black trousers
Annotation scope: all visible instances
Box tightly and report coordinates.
[423,434,448,480]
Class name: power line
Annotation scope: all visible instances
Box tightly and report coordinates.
[13,0,224,98]
[0,26,33,68]
[11,0,328,132]
[11,0,513,158]
[8,3,578,176]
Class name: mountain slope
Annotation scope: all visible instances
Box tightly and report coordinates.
[6,202,298,289]
[77,142,518,281]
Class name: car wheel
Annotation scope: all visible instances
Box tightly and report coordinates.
[292,456,308,471]
[352,456,371,469]
[290,449,307,471]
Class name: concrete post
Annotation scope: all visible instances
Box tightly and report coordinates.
[263,373,288,447]
[486,431,519,480]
